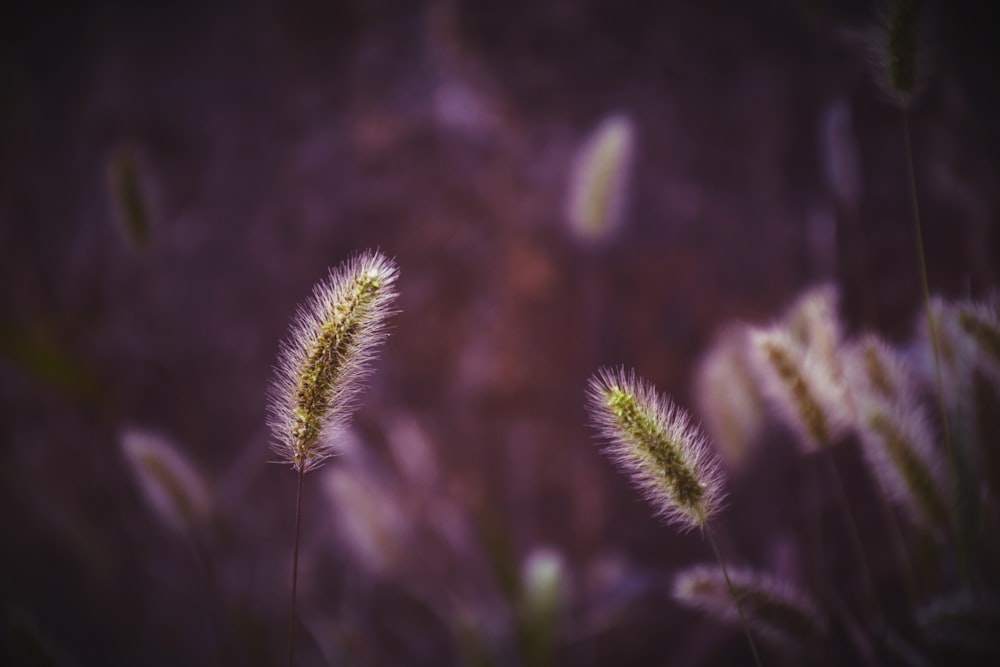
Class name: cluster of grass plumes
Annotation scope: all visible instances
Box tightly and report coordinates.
[688,286,1000,663]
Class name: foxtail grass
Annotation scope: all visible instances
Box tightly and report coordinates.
[268,250,398,666]
[566,113,636,245]
[693,325,765,470]
[120,427,212,537]
[749,323,882,626]
[674,564,825,656]
[587,367,761,666]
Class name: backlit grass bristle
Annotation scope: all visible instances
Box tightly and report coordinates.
[587,367,724,530]
[673,565,825,653]
[269,250,399,472]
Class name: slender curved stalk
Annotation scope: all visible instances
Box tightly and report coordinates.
[822,450,883,630]
[705,526,763,667]
[288,466,305,667]
[901,109,967,583]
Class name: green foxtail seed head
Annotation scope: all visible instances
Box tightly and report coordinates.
[846,333,912,405]
[749,327,848,451]
[782,284,845,388]
[108,146,151,252]
[956,301,1000,385]
[269,250,399,472]
[566,113,635,245]
[860,403,950,533]
[912,296,968,406]
[587,367,724,530]
[323,467,406,574]
[673,564,825,654]
[883,0,924,107]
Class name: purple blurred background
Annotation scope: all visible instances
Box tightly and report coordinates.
[2,0,999,664]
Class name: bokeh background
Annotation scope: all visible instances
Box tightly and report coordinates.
[2,0,999,665]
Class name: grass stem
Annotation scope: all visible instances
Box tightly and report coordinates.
[822,450,883,629]
[705,526,763,667]
[288,465,305,667]
[901,108,968,584]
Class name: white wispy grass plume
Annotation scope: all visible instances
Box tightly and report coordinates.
[694,325,765,470]
[749,326,850,451]
[673,564,825,653]
[956,300,1000,386]
[844,333,918,409]
[120,427,212,535]
[269,250,399,472]
[566,113,636,244]
[857,401,950,533]
[587,367,724,530]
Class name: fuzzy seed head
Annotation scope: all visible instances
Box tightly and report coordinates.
[694,325,765,470]
[844,333,919,412]
[674,565,825,653]
[269,251,399,472]
[911,296,971,406]
[885,0,923,104]
[750,327,848,451]
[783,284,846,386]
[566,113,636,245]
[120,427,212,535]
[956,301,1000,385]
[917,592,1000,655]
[860,403,950,533]
[587,367,724,530]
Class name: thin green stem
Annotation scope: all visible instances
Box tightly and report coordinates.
[822,450,883,629]
[704,526,763,667]
[288,466,305,667]
[901,108,967,583]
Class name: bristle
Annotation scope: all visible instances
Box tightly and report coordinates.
[587,367,724,530]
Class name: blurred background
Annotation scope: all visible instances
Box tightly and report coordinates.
[2,0,999,665]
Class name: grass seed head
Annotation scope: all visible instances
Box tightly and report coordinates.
[269,250,399,472]
[587,367,724,530]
